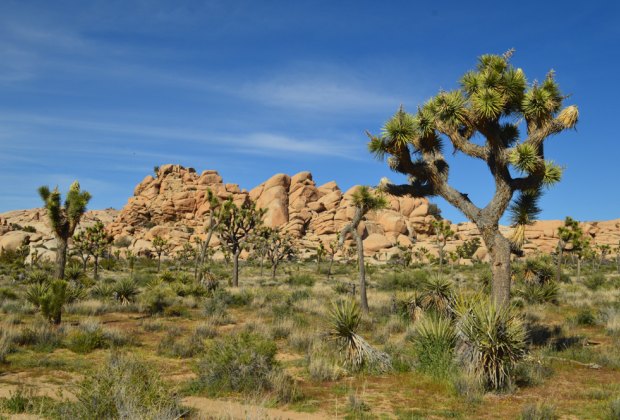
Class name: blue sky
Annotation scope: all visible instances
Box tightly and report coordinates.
[0,0,618,223]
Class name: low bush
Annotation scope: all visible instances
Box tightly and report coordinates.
[286,273,315,287]
[60,353,185,419]
[378,269,429,291]
[519,402,557,420]
[195,331,278,395]
[411,314,456,379]
[583,273,606,291]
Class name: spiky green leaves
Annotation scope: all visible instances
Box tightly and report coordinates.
[381,107,417,148]
[522,72,563,124]
[351,186,388,213]
[509,190,542,227]
[39,182,91,238]
[471,88,505,119]
[509,143,540,173]
[542,161,563,186]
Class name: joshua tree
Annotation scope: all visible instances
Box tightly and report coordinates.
[124,249,136,278]
[152,235,171,272]
[260,227,295,279]
[368,51,578,307]
[338,186,388,312]
[596,244,611,269]
[38,181,92,279]
[456,238,481,260]
[217,199,264,287]
[325,235,340,279]
[194,189,223,281]
[83,220,112,280]
[431,219,455,272]
[556,217,582,282]
[315,243,325,274]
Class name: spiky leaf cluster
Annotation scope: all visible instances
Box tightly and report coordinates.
[351,186,388,213]
[38,181,91,239]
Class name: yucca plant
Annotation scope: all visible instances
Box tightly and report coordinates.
[395,292,424,323]
[65,263,85,283]
[24,282,50,308]
[457,300,527,390]
[420,275,455,316]
[113,278,139,305]
[327,300,391,372]
[91,282,114,301]
[28,270,51,285]
[412,314,457,378]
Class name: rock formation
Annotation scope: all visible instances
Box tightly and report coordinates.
[1,164,619,263]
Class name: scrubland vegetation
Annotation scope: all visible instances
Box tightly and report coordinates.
[1,246,620,419]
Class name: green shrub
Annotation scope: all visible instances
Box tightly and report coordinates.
[91,282,114,300]
[24,282,49,308]
[157,327,204,358]
[66,322,107,354]
[515,282,559,305]
[113,278,139,304]
[519,402,557,420]
[574,307,597,326]
[14,319,63,351]
[61,353,184,419]
[286,273,315,287]
[0,287,18,300]
[141,284,176,315]
[411,314,456,379]
[457,301,527,390]
[195,332,278,395]
[583,273,606,291]
[378,269,429,291]
[607,398,620,420]
[40,279,68,324]
[420,275,454,316]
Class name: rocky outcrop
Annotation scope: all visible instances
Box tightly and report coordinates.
[2,164,619,263]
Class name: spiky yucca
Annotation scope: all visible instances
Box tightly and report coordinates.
[412,314,457,378]
[369,51,578,307]
[328,300,391,372]
[457,300,527,390]
[420,275,455,316]
[114,278,139,305]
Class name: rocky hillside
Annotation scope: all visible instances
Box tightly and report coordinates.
[1,164,619,262]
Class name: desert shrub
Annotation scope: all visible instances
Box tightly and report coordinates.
[411,314,456,379]
[286,273,315,287]
[514,282,559,305]
[451,372,484,404]
[64,263,85,282]
[0,327,18,362]
[61,353,184,419]
[24,282,49,308]
[91,282,114,300]
[328,300,391,373]
[519,402,557,420]
[194,322,218,339]
[159,270,176,282]
[607,398,620,420]
[40,279,68,324]
[583,273,606,291]
[113,278,139,304]
[0,287,18,300]
[602,308,620,336]
[270,319,294,340]
[457,300,527,390]
[140,319,165,332]
[378,269,429,291]
[66,320,107,354]
[268,370,302,403]
[306,340,344,381]
[157,327,204,358]
[394,292,424,323]
[383,341,416,373]
[195,332,278,395]
[65,282,87,304]
[66,299,109,316]
[288,330,315,353]
[28,270,51,284]
[14,319,63,351]
[573,307,597,326]
[420,275,455,316]
[141,284,176,315]
[514,358,553,387]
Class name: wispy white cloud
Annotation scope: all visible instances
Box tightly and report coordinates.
[0,112,360,159]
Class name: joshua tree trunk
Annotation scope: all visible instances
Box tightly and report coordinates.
[480,227,512,308]
[271,262,277,280]
[556,242,564,283]
[157,253,162,272]
[577,258,581,282]
[232,248,240,287]
[355,232,369,313]
[327,255,334,279]
[260,256,264,277]
[94,256,99,280]
[195,222,216,281]
[55,236,68,279]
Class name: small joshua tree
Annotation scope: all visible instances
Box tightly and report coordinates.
[260,227,295,279]
[338,186,387,312]
[217,198,264,287]
[38,181,91,279]
[316,242,325,274]
[556,217,580,282]
[83,220,112,280]
[431,219,455,272]
[325,235,340,279]
[152,235,171,272]
[368,51,578,307]
[195,189,223,281]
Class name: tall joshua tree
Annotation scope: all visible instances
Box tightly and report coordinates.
[38,181,92,279]
[368,51,578,307]
[217,198,264,287]
[338,186,387,312]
